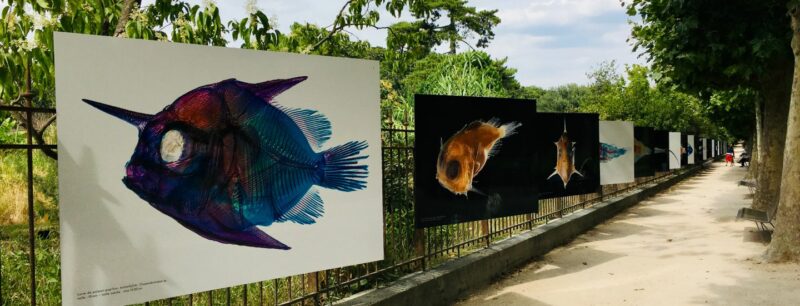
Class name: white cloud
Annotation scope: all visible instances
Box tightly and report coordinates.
[486,30,641,87]
[495,0,622,27]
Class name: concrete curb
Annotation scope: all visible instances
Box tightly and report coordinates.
[338,166,705,306]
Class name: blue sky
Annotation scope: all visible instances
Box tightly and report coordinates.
[148,0,647,88]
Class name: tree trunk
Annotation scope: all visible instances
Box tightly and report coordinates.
[749,95,762,179]
[752,59,792,211]
[114,0,141,37]
[749,128,759,178]
[449,19,457,54]
[765,7,800,262]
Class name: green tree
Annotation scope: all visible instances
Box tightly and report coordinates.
[310,0,499,54]
[766,2,800,262]
[409,0,500,54]
[629,0,800,262]
[580,63,717,135]
[626,0,792,217]
[400,51,521,103]
[536,84,590,113]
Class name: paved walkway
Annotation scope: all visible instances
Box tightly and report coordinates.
[457,156,800,306]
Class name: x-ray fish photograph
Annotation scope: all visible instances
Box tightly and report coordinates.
[534,113,600,199]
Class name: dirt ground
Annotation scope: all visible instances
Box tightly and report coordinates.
[457,152,800,306]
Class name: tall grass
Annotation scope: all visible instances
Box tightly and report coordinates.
[1,119,61,305]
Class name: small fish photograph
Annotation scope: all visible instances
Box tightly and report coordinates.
[699,137,707,161]
[55,33,382,306]
[414,94,538,228]
[634,126,656,177]
[599,121,634,185]
[534,113,600,199]
[669,132,682,169]
[652,130,670,172]
[687,135,695,165]
[680,134,689,166]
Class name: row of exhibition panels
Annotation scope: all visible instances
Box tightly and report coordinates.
[413,94,726,228]
[51,33,727,305]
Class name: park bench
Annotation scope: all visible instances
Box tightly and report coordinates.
[736,200,778,233]
[738,179,757,195]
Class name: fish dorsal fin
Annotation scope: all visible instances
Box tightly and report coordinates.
[276,105,332,149]
[239,77,308,102]
[278,188,324,225]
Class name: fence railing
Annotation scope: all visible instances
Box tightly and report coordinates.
[0,103,681,305]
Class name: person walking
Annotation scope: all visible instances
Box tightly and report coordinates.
[725,145,734,166]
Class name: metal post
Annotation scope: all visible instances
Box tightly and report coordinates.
[259,281,264,306]
[481,220,490,248]
[599,186,605,202]
[24,61,37,306]
[314,271,320,306]
[413,228,425,270]
[1,228,3,306]
[273,279,279,306]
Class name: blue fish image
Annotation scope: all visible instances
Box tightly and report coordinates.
[599,143,628,163]
[83,77,369,249]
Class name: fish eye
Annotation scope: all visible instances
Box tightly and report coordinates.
[446,160,461,180]
[160,129,186,163]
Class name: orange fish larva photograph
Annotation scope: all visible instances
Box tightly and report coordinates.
[414,95,539,228]
[535,113,600,199]
[436,119,521,196]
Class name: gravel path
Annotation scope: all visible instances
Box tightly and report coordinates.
[457,154,800,306]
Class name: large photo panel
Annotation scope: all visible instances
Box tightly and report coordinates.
[535,113,600,199]
[414,95,538,228]
[634,126,655,178]
[599,121,634,185]
[55,33,383,305]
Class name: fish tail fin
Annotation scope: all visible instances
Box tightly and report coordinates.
[499,121,522,138]
[487,121,522,157]
[319,141,369,192]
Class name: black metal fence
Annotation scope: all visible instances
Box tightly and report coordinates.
[0,102,681,305]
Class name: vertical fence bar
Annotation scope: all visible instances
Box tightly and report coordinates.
[1,231,3,306]
[413,228,425,270]
[24,63,38,306]
[273,279,279,306]
[259,281,264,306]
